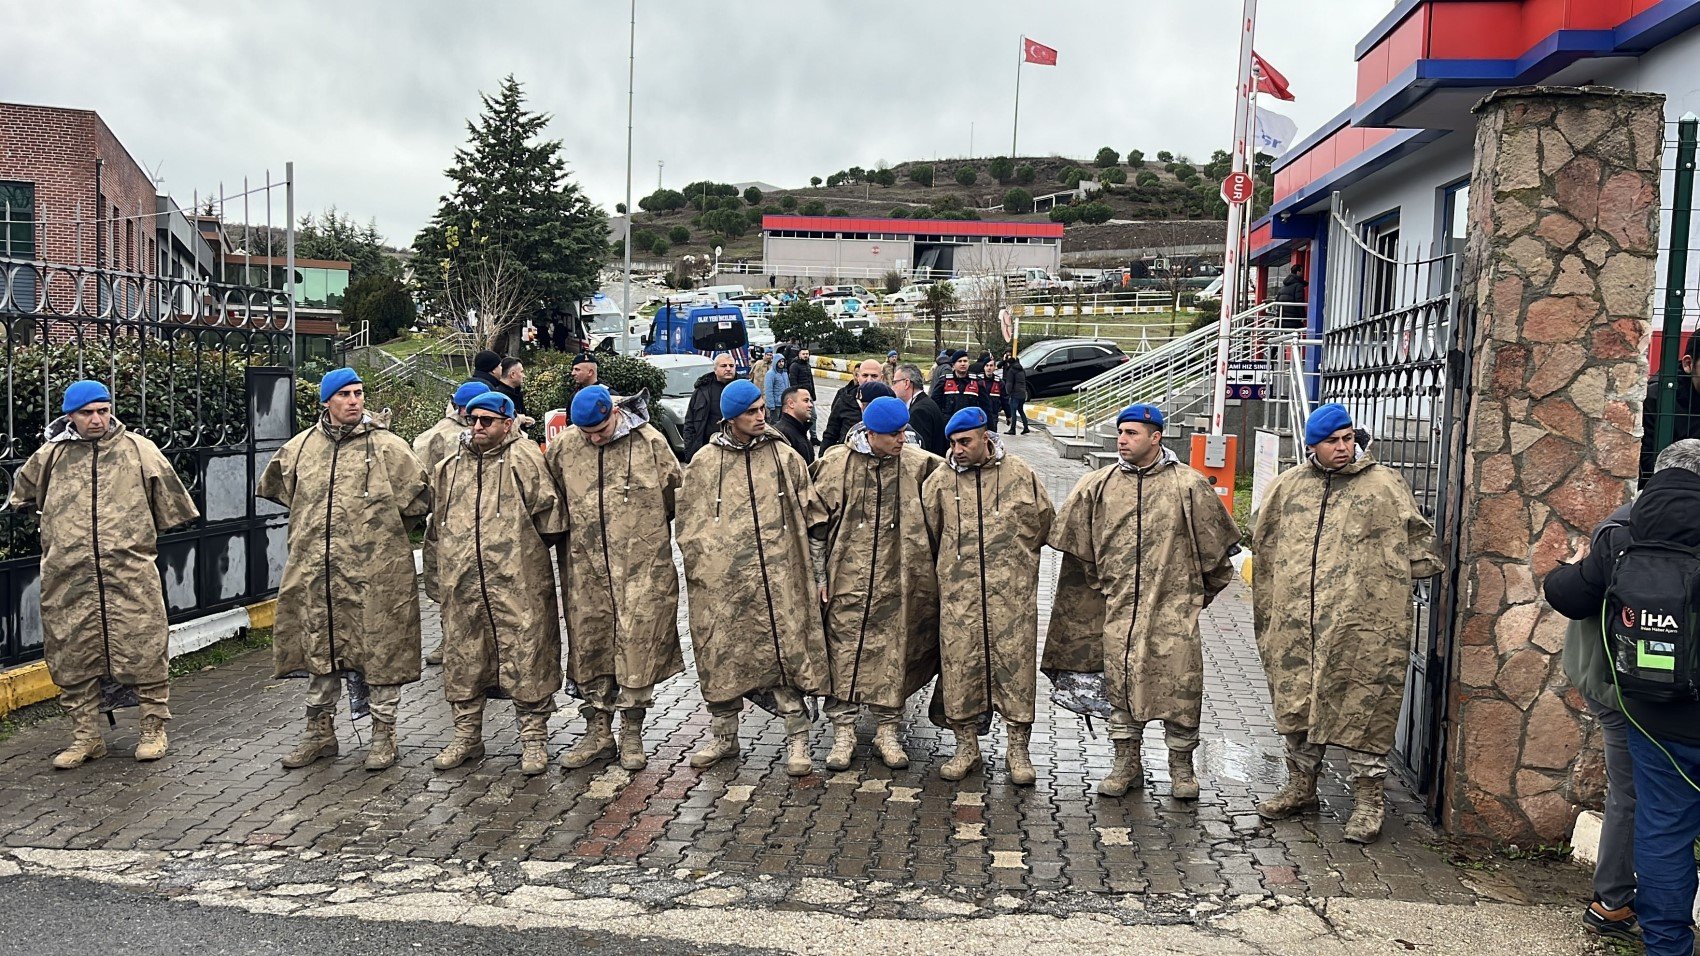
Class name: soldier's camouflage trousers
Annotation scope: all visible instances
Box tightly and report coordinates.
[61,677,169,722]
[709,687,811,736]
[577,675,655,720]
[1109,709,1198,753]
[306,674,400,723]
[1285,732,1387,780]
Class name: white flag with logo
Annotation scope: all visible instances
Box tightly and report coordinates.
[1255,106,1299,158]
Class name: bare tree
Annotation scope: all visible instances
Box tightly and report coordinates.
[441,254,536,350]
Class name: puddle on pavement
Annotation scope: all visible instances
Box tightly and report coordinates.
[1197,739,1284,788]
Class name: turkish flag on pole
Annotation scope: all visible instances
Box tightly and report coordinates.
[1251,51,1294,101]
[1023,37,1058,66]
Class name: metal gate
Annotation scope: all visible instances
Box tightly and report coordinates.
[0,257,297,669]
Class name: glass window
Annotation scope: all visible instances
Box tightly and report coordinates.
[1362,213,1401,318]
[0,182,33,258]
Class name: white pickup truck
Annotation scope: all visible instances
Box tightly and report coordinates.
[1010,267,1077,292]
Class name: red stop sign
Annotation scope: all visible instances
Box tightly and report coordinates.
[1220,171,1255,205]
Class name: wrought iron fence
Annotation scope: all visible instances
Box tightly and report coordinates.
[1644,116,1700,484]
[0,256,297,668]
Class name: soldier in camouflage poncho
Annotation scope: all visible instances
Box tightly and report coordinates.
[257,368,432,772]
[412,380,490,666]
[811,396,942,772]
[922,407,1054,786]
[546,386,685,773]
[1251,404,1442,843]
[676,379,830,777]
[1046,404,1240,800]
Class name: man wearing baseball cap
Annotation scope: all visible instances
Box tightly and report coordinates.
[413,380,492,665]
[9,380,199,768]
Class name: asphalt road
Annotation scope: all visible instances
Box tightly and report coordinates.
[0,874,783,956]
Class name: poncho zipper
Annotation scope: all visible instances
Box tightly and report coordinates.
[1309,473,1334,645]
[90,443,112,675]
[474,454,502,661]
[848,457,883,699]
[975,469,992,716]
[323,436,341,668]
[745,450,789,685]
[1123,469,1145,706]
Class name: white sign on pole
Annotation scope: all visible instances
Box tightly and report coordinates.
[1251,429,1281,517]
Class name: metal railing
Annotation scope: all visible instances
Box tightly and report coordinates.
[366,330,477,388]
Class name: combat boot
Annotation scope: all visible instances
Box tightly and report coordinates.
[618,709,648,772]
[873,722,909,769]
[1343,776,1386,844]
[364,719,398,771]
[134,715,169,762]
[939,727,983,781]
[434,707,485,770]
[1169,749,1200,800]
[52,706,108,770]
[559,710,615,769]
[785,730,813,777]
[518,712,549,776]
[825,721,856,771]
[280,713,337,769]
[690,714,741,769]
[1007,723,1036,786]
[1256,758,1320,820]
[1097,738,1143,797]
[424,644,444,666]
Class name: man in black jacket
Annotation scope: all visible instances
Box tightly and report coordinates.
[1642,333,1700,481]
[1545,438,1700,956]
[1001,352,1031,434]
[682,352,738,461]
[894,363,946,457]
[774,386,816,465]
[789,347,819,443]
[931,350,985,418]
[821,359,883,448]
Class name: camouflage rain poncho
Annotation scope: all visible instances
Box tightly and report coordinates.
[1044,452,1241,724]
[1251,453,1443,754]
[676,428,830,705]
[921,436,1055,725]
[545,396,685,694]
[257,416,432,686]
[8,418,199,692]
[812,428,942,708]
[412,412,464,602]
[431,430,567,704]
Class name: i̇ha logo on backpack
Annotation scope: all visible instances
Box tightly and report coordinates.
[1605,541,1700,703]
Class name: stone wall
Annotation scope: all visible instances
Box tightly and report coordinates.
[1446,87,1663,843]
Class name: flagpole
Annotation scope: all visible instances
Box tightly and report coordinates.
[1210,0,1257,437]
[1011,36,1023,158]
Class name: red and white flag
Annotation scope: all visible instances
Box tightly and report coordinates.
[1023,37,1058,66]
[1251,51,1294,101]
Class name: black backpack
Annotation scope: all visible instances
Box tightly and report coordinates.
[1603,539,1700,703]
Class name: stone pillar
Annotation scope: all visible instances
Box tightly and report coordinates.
[1447,87,1663,843]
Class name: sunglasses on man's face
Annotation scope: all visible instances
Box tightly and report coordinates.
[468,415,507,428]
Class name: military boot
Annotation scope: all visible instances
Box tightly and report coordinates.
[1169,749,1201,800]
[873,722,909,769]
[52,705,107,771]
[434,708,485,770]
[559,710,615,769]
[134,715,169,762]
[690,714,740,769]
[618,709,648,772]
[1256,758,1320,820]
[1006,723,1036,786]
[1097,738,1143,797]
[825,720,856,772]
[1343,776,1386,843]
[424,643,444,666]
[280,713,338,769]
[364,719,398,771]
[939,727,983,781]
[518,712,550,776]
[785,730,813,777]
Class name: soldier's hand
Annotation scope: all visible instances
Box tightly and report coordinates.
[1567,537,1590,563]
[818,586,828,605]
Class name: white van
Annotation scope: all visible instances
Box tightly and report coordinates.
[695,283,748,302]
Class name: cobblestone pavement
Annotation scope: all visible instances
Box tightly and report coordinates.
[0,415,1594,934]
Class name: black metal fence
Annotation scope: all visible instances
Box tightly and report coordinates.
[1643,116,1700,483]
[0,256,297,669]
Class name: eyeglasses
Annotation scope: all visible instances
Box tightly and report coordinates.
[468,415,506,428]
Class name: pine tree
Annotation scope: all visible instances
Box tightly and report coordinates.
[412,75,607,344]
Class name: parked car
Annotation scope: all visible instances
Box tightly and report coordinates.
[814,284,873,300]
[743,312,776,350]
[644,353,715,459]
[886,284,932,305]
[1018,338,1130,398]
[811,294,866,319]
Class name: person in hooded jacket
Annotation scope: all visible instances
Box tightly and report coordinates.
[413,380,491,666]
[682,352,738,462]
[1251,403,1442,843]
[8,380,200,769]
[763,355,789,416]
[546,385,685,773]
[922,407,1055,786]
[1000,352,1031,435]
[676,379,831,777]
[821,359,884,449]
[1045,403,1241,799]
[811,396,942,772]
[257,368,433,772]
[427,391,568,775]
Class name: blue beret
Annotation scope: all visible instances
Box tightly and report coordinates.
[464,391,515,418]
[950,350,968,362]
[318,367,362,403]
[452,381,491,409]
[61,379,112,415]
[887,350,899,358]
[945,406,988,437]
[863,396,910,435]
[1117,403,1165,430]
[859,381,896,404]
[1304,403,1353,446]
[720,379,763,420]
[571,385,615,428]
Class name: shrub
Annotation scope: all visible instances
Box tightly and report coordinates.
[908,164,934,187]
[348,276,416,344]
[873,168,897,187]
[649,238,669,256]
[1099,167,1127,185]
[615,202,626,214]
[882,270,904,294]
[1127,149,1145,167]
[888,207,910,219]
[1157,150,1174,163]
[780,195,798,211]
[632,230,656,253]
[800,200,826,216]
[1095,147,1120,167]
[1059,166,1088,188]
[1136,170,1160,188]
[988,156,1014,183]
[743,186,763,205]
[771,301,835,345]
[810,176,823,187]
[1001,188,1034,214]
[955,166,977,187]
[1049,205,1079,224]
[1016,164,1035,185]
[638,188,687,212]
[828,207,848,217]
[668,226,690,243]
[1076,202,1114,224]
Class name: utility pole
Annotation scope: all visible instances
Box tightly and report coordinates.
[657,159,664,191]
[620,0,637,355]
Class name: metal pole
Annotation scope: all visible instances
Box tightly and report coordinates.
[286,161,297,367]
[621,0,637,355]
[1210,0,1257,436]
[1010,36,1022,159]
[1657,113,1699,453]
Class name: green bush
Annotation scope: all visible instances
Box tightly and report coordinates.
[1049,205,1079,224]
[908,164,934,187]
[800,200,827,216]
[743,186,763,205]
[810,176,823,187]
[1075,202,1114,224]
[1157,150,1174,163]
[1136,170,1160,188]
[1016,164,1035,185]
[650,238,669,256]
[889,207,910,218]
[988,156,1014,184]
[638,188,687,212]
[882,270,904,294]
[955,166,977,187]
[873,168,897,187]
[780,195,799,211]
[1095,147,1120,167]
[828,207,848,217]
[668,225,690,244]
[1002,188,1034,213]
[771,301,835,345]
[1128,149,1145,168]
[1099,167,1127,185]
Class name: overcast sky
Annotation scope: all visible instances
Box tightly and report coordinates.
[12,1,1387,245]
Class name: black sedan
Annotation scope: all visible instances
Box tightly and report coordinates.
[1018,338,1130,398]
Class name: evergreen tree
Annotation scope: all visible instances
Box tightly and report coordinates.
[412,75,607,339]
